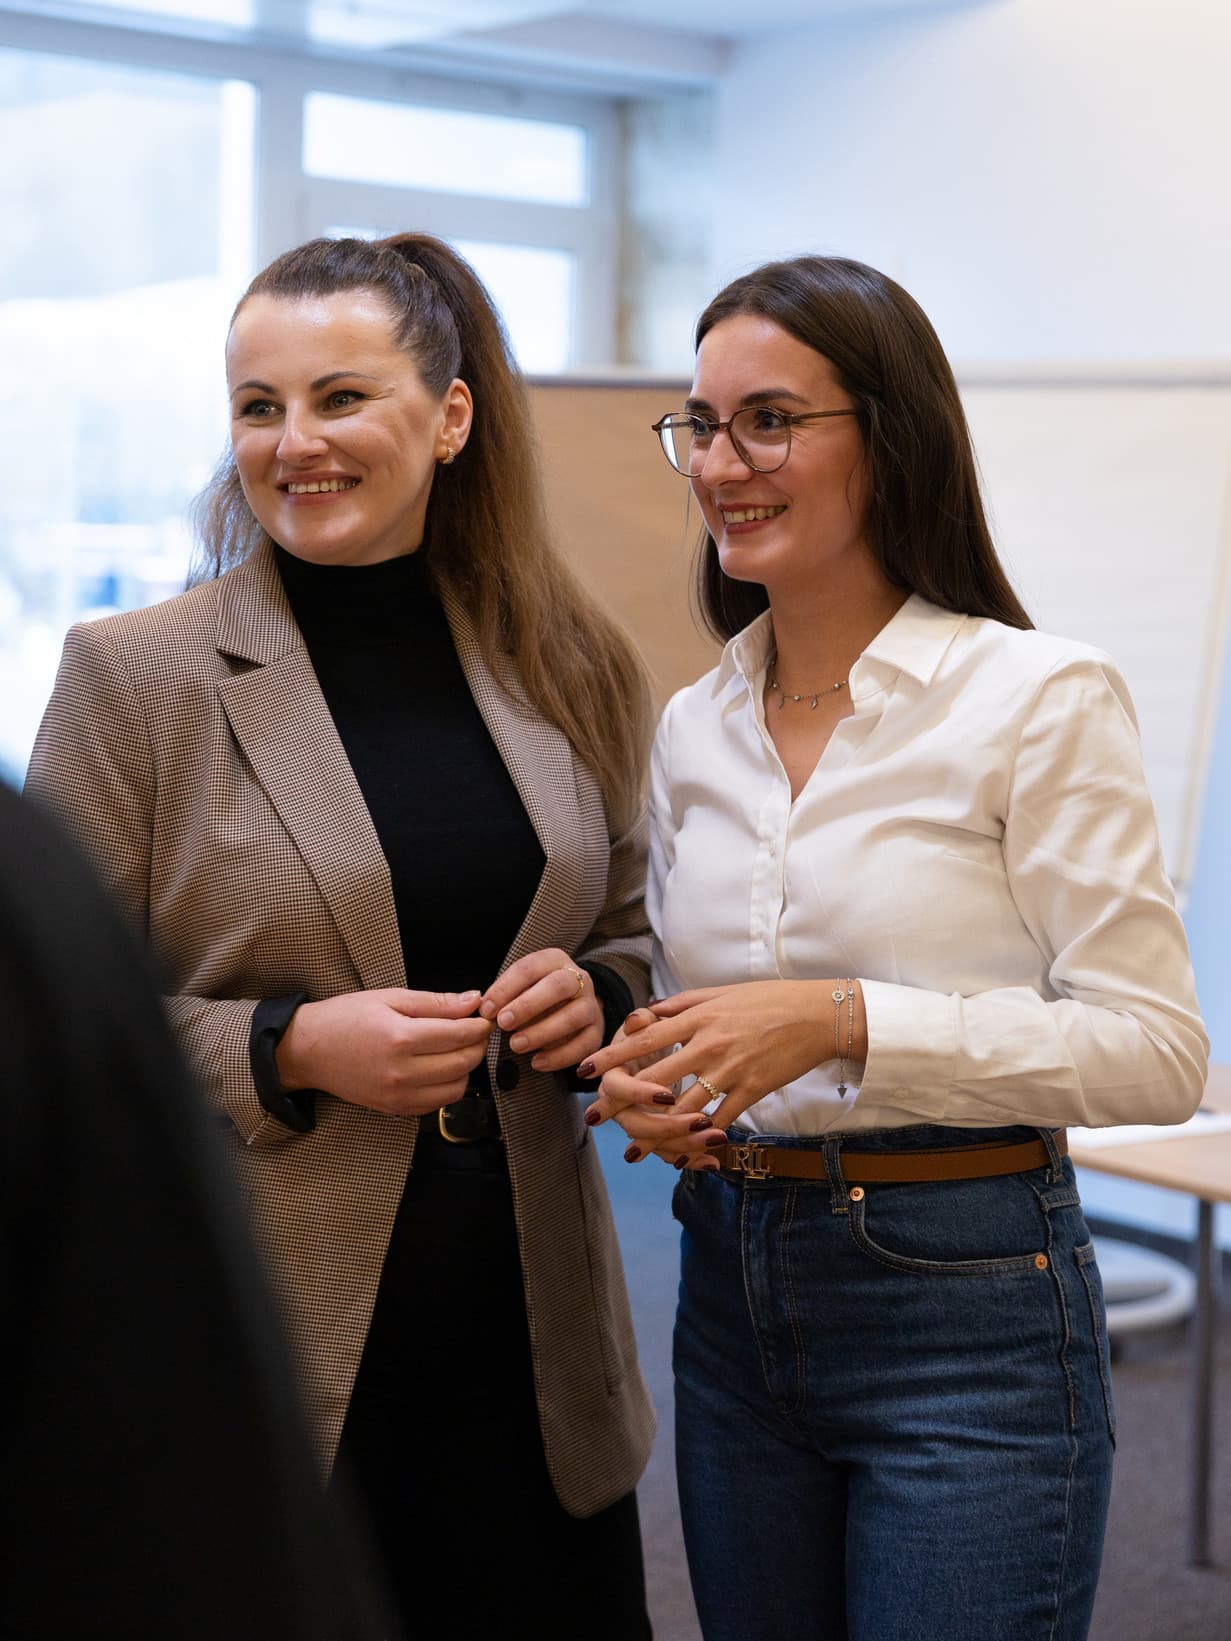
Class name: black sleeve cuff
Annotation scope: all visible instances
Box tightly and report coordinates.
[249,994,318,1134]
[574,961,635,1090]
[577,960,635,1046]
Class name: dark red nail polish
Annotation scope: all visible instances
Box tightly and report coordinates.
[652,1091,676,1106]
[583,1109,602,1127]
[673,1155,688,1170]
[689,1115,712,1133]
[704,1132,727,1150]
[577,1058,597,1079]
[624,1144,642,1163]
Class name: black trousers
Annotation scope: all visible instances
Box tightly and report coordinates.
[335,1128,652,1641]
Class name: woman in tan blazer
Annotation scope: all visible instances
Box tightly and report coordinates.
[28,233,656,1640]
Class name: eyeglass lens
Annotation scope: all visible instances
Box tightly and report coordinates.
[663,407,791,475]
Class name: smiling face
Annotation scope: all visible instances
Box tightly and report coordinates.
[225,289,472,567]
[688,313,872,598]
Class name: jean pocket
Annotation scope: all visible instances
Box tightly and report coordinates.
[845,1178,1052,1278]
[671,1172,698,1223]
[1074,1241,1117,1443]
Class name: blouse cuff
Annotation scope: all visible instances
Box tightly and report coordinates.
[249,994,318,1133]
[858,978,959,1119]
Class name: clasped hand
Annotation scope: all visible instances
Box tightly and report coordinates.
[579,980,858,1169]
[276,948,604,1117]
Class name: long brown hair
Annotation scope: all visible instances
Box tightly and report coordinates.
[691,255,1032,641]
[193,234,652,826]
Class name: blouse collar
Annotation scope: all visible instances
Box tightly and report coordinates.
[716,593,968,703]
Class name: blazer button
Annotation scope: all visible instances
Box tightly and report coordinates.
[496,1056,521,1091]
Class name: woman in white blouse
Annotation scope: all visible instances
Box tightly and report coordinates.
[579,256,1207,1641]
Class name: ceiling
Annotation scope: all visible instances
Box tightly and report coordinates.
[2,1,989,87]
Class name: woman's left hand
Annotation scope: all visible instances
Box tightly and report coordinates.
[480,948,605,1072]
[580,979,865,1134]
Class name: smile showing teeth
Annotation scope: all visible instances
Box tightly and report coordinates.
[284,478,359,495]
[720,504,787,524]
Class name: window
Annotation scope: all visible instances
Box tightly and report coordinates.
[0,46,254,779]
[330,226,575,373]
[305,92,588,206]
[301,82,615,368]
[454,241,575,374]
[0,12,619,774]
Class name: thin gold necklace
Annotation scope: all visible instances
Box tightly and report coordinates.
[766,670,848,710]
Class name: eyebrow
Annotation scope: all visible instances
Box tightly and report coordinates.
[683,387,812,412]
[229,370,382,397]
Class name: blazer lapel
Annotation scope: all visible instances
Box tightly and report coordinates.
[214,547,405,992]
[441,588,582,972]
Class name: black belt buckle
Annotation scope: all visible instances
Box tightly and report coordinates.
[438,1092,501,1145]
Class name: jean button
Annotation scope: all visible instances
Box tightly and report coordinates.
[848,1186,865,1202]
[1034,1253,1049,1270]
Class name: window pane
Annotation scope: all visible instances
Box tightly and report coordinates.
[305,92,588,207]
[0,49,254,780]
[88,0,256,25]
[454,240,574,374]
[327,226,575,374]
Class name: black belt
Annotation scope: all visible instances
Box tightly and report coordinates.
[437,1089,502,1144]
[413,1125,507,1174]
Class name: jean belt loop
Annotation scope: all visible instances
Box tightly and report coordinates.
[823,1136,849,1215]
[1038,1126,1066,1182]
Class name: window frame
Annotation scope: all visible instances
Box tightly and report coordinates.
[0,7,620,366]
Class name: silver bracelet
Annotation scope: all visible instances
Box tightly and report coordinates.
[832,978,855,1097]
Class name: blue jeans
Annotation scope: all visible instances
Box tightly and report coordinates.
[673,1125,1115,1641]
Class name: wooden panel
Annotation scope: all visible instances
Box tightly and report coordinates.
[527,380,720,706]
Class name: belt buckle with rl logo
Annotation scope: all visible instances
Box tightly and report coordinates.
[729,1141,772,1181]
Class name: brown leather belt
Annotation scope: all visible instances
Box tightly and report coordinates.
[714,1130,1067,1184]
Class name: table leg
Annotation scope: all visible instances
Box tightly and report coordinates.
[1189,1198,1220,1566]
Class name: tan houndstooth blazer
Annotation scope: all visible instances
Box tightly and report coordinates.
[26,542,656,1516]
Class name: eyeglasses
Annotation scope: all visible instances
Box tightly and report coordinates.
[650,406,859,476]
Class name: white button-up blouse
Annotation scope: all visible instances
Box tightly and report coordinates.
[648,594,1208,1135]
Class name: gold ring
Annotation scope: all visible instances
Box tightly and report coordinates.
[569,967,586,996]
[695,1075,724,1101]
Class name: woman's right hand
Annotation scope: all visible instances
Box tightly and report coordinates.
[585,1010,725,1172]
[275,988,492,1116]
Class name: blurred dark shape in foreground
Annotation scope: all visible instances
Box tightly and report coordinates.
[0,781,392,1640]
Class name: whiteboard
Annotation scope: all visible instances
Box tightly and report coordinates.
[960,374,1231,895]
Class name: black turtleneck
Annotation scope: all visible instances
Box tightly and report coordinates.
[274,544,546,995]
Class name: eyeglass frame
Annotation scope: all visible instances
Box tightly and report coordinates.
[650,406,861,476]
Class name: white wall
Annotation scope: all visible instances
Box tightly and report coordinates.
[712,0,1231,364]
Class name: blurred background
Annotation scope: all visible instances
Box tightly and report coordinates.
[1,3,1229,1633]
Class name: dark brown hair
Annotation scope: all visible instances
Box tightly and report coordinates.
[691,255,1032,640]
[193,234,652,826]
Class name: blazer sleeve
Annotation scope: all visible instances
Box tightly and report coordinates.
[26,620,298,1150]
[573,795,652,1012]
